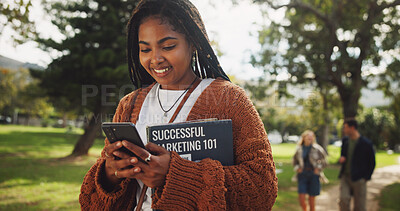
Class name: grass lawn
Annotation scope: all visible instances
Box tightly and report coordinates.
[0,125,398,210]
[0,125,104,211]
[378,182,400,211]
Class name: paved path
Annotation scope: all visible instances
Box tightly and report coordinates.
[316,162,400,210]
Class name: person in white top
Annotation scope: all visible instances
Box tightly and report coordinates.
[101,1,231,209]
[79,0,277,210]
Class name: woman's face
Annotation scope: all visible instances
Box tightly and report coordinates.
[138,16,196,90]
[303,134,314,146]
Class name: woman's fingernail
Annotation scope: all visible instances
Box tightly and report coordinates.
[134,168,140,173]
[116,142,121,147]
[131,158,137,163]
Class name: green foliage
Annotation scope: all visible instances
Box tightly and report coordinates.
[0,0,36,44]
[32,0,141,156]
[358,107,394,149]
[378,183,400,211]
[17,77,54,118]
[244,79,342,143]
[261,107,306,138]
[252,0,400,119]
[388,95,400,150]
[299,88,343,142]
[378,68,400,150]
[0,67,53,119]
[244,78,305,138]
[34,0,139,116]
[0,68,18,111]
[244,78,269,104]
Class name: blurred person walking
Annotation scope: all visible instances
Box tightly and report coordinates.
[293,130,328,211]
[338,119,375,211]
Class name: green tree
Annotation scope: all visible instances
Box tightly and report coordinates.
[0,67,53,123]
[358,107,393,149]
[378,57,400,150]
[0,68,17,113]
[33,0,139,157]
[244,75,342,149]
[244,78,305,140]
[251,0,400,120]
[0,0,36,44]
[17,80,54,120]
[299,88,342,150]
[387,95,400,150]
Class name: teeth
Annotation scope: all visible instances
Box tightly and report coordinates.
[153,67,170,73]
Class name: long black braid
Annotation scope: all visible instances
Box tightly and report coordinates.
[127,0,230,88]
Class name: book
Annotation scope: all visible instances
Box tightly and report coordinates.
[146,119,234,166]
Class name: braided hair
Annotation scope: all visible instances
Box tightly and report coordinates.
[127,0,230,88]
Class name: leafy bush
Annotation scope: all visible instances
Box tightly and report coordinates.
[358,108,394,150]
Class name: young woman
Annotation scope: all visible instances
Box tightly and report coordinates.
[79,0,277,210]
[292,130,328,211]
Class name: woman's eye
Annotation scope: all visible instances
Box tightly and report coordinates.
[163,45,176,51]
[140,49,151,53]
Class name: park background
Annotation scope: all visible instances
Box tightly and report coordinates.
[1,0,400,210]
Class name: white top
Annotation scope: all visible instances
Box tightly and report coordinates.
[134,78,214,211]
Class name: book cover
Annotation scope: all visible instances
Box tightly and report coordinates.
[147,119,234,166]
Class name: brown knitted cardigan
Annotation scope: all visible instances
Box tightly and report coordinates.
[79,78,278,210]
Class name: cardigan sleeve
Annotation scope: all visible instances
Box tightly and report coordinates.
[79,157,138,210]
[292,147,301,171]
[314,144,328,169]
[79,91,139,210]
[151,82,278,210]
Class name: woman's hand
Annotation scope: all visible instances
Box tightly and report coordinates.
[297,168,303,173]
[313,168,320,175]
[104,141,128,188]
[114,141,171,188]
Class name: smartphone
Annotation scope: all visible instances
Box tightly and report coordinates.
[101,122,145,159]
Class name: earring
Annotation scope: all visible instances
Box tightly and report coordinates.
[192,50,197,67]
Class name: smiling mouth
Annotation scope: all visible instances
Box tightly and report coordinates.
[153,66,171,73]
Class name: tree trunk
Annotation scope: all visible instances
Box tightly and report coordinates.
[62,113,67,128]
[320,89,330,153]
[339,86,361,120]
[13,109,19,124]
[280,125,287,143]
[25,115,30,125]
[321,124,329,152]
[68,107,104,157]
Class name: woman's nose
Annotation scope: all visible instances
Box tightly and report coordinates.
[151,50,164,64]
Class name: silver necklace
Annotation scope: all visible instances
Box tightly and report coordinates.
[157,78,197,117]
